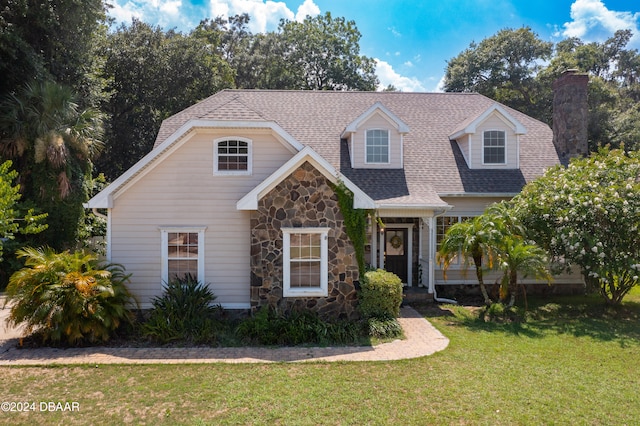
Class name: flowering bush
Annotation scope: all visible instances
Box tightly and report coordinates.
[513,148,640,304]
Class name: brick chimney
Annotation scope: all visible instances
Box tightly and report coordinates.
[552,69,589,164]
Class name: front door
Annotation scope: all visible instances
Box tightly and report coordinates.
[384,228,408,284]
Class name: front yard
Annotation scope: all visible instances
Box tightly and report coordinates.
[2,289,639,425]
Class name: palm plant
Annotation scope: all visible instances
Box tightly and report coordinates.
[0,81,104,250]
[495,235,552,307]
[4,247,135,345]
[438,216,499,305]
[0,81,103,199]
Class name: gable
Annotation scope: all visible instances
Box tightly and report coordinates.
[449,104,527,170]
[237,146,375,210]
[86,120,303,209]
[341,102,409,170]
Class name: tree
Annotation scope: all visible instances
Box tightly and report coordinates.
[443,27,553,118]
[97,20,234,179]
[444,28,640,152]
[438,216,497,305]
[493,235,551,308]
[0,160,47,261]
[513,148,640,305]
[278,12,378,91]
[439,202,549,307]
[0,0,107,107]
[0,81,103,250]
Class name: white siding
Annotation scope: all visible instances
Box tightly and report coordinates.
[468,114,518,169]
[352,111,403,169]
[109,129,294,308]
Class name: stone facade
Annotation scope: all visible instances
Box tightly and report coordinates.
[249,161,360,320]
[552,69,589,164]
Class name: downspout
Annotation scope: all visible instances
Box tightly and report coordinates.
[429,209,458,305]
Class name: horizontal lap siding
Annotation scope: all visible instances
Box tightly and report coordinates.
[110,130,293,307]
[352,112,403,169]
[470,115,518,169]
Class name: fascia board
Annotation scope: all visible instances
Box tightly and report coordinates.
[237,146,375,210]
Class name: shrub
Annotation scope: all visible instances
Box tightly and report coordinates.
[364,317,403,339]
[142,274,221,344]
[359,269,403,318]
[236,307,362,346]
[5,247,135,345]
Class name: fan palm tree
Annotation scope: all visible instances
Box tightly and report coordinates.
[0,81,103,199]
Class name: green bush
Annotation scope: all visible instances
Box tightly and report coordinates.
[5,247,135,345]
[359,269,403,319]
[364,317,403,339]
[236,307,361,346]
[142,274,221,344]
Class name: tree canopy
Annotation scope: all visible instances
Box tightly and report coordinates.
[444,28,640,151]
[513,148,640,305]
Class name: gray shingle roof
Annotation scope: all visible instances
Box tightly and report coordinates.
[155,90,558,206]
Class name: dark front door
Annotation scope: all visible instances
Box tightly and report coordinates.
[384,228,408,283]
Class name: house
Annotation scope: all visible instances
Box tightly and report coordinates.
[87,71,587,319]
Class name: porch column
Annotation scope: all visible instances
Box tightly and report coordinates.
[427,215,436,294]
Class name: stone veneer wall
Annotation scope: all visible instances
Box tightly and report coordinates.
[249,161,360,320]
[552,69,589,164]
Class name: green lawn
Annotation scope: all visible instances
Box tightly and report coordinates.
[2,291,639,425]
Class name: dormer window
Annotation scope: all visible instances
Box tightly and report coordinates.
[366,129,390,164]
[214,137,252,175]
[483,130,506,164]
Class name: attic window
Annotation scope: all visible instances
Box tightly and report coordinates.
[483,130,506,164]
[214,137,252,175]
[366,129,389,164]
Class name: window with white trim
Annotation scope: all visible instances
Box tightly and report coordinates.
[283,228,329,297]
[483,130,506,164]
[214,137,251,175]
[160,227,206,283]
[436,216,473,266]
[365,129,389,163]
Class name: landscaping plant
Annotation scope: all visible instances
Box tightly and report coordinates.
[359,269,403,319]
[4,247,135,345]
[236,306,362,346]
[142,274,221,344]
[514,147,640,305]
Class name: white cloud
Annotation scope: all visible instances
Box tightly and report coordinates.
[375,59,426,92]
[563,0,640,46]
[388,26,401,37]
[107,1,321,33]
[208,0,320,33]
[108,0,195,30]
[295,0,320,21]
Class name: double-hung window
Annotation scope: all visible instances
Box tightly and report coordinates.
[214,137,251,175]
[483,130,506,164]
[282,228,329,297]
[436,216,473,267]
[365,129,390,163]
[160,227,206,283]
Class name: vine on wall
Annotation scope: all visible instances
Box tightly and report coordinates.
[331,181,372,277]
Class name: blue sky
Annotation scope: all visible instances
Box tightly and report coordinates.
[107,0,640,91]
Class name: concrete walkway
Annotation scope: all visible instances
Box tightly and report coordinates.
[0,300,449,365]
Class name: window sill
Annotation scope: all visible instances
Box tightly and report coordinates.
[283,289,328,298]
